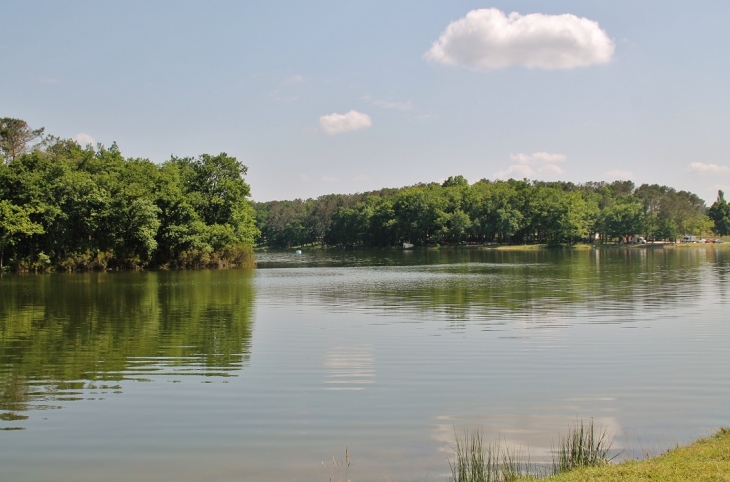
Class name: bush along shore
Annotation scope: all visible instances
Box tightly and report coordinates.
[445,420,730,482]
[0,118,258,272]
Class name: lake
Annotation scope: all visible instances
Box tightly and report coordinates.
[1,247,729,481]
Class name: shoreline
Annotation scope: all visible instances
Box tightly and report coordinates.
[517,428,730,481]
[255,240,730,253]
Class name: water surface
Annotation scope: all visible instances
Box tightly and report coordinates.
[1,247,729,481]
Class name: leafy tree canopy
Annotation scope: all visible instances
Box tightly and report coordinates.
[0,118,258,271]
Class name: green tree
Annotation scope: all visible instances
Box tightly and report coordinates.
[0,200,44,270]
[599,199,645,242]
[686,214,714,238]
[448,209,471,242]
[0,118,44,162]
[442,175,469,188]
[654,218,679,242]
[708,190,730,236]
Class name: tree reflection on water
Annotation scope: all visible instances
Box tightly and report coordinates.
[0,270,255,422]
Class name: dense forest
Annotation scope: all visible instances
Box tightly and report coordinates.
[0,118,258,271]
[256,175,730,248]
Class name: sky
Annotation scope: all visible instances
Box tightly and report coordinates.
[2,1,730,203]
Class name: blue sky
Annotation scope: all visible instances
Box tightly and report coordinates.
[2,1,729,202]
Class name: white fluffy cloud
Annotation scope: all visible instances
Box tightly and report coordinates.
[495,151,566,179]
[75,132,96,146]
[424,8,615,70]
[604,169,634,179]
[319,110,372,135]
[688,162,730,174]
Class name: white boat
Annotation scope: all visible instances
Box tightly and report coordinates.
[402,242,414,249]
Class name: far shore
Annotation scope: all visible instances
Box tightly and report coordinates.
[256,238,730,253]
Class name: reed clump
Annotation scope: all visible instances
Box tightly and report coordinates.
[322,447,351,482]
[448,419,616,481]
[551,418,616,474]
[449,429,539,482]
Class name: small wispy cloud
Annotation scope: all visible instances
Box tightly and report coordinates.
[540,163,564,174]
[510,152,567,164]
[272,95,298,102]
[300,174,312,182]
[319,110,372,135]
[283,74,304,84]
[495,164,537,179]
[688,162,730,174]
[322,176,338,182]
[373,99,412,111]
[75,133,96,146]
[354,174,369,181]
[495,151,566,179]
[604,169,634,179]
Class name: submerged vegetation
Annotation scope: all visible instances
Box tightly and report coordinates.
[256,175,729,249]
[0,118,258,271]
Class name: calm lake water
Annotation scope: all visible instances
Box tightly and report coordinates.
[1,247,729,481]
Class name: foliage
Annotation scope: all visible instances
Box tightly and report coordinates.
[598,198,644,241]
[256,178,708,248]
[708,190,730,236]
[0,119,258,271]
[0,117,45,162]
[0,200,44,270]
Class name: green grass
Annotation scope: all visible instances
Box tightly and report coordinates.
[518,428,730,482]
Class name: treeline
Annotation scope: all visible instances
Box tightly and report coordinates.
[256,175,730,248]
[0,118,258,271]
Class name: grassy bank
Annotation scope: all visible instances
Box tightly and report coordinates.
[526,428,730,482]
[447,423,729,482]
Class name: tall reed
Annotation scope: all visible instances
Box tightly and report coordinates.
[449,429,536,482]
[322,447,351,482]
[551,418,616,474]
